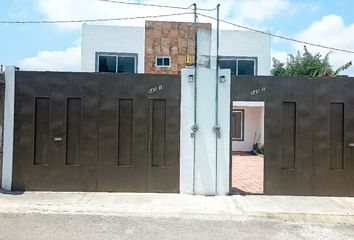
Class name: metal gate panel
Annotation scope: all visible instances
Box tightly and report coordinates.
[144,75,180,193]
[13,72,99,191]
[98,74,180,192]
[13,72,180,192]
[312,78,354,196]
[98,75,147,192]
[231,76,354,196]
[263,78,313,195]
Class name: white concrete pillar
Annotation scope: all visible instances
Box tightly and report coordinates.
[179,68,195,194]
[2,66,15,191]
[194,67,217,195]
[180,67,231,195]
[179,29,231,195]
[216,69,231,195]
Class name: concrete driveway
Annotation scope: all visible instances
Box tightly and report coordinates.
[232,152,264,194]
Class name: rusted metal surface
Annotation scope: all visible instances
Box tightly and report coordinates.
[12,72,180,192]
[231,75,354,196]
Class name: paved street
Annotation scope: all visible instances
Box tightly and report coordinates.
[0,191,354,239]
[0,213,353,240]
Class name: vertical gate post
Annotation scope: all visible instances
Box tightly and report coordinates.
[180,29,231,195]
[216,69,231,195]
[180,69,196,194]
[2,66,15,191]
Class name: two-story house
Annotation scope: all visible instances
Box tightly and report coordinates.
[81,21,271,152]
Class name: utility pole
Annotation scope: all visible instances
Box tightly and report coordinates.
[193,3,197,23]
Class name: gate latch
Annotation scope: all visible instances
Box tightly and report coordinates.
[53,137,62,142]
[190,124,199,138]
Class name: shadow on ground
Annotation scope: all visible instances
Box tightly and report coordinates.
[230,187,263,196]
[0,188,24,195]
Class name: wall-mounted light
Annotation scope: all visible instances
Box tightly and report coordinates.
[219,75,226,83]
[188,74,194,83]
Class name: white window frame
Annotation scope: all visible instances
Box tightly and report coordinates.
[232,109,244,141]
[236,58,256,76]
[219,57,258,76]
[96,53,138,73]
[155,56,171,68]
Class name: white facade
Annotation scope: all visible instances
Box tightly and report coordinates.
[215,30,271,75]
[81,24,145,73]
[81,24,271,76]
[232,103,264,152]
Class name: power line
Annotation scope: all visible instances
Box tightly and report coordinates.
[98,0,217,11]
[0,12,192,24]
[198,13,354,54]
[98,0,192,10]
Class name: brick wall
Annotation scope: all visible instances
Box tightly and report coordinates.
[144,21,211,74]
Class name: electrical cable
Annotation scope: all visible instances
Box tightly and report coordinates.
[2,2,353,55]
[0,12,193,24]
[197,13,354,54]
[99,0,192,10]
[98,0,217,11]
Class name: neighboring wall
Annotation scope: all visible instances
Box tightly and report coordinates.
[213,30,271,76]
[81,24,145,72]
[144,21,211,74]
[0,75,4,185]
[232,106,264,152]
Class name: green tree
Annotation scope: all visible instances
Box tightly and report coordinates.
[271,46,352,77]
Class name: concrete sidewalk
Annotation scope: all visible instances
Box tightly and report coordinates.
[0,189,353,224]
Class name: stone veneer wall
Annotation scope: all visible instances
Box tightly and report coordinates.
[144,21,211,74]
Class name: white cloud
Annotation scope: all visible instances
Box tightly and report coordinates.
[22,0,295,72]
[235,0,293,22]
[35,0,198,30]
[34,0,294,30]
[271,49,289,62]
[19,46,81,71]
[294,15,354,76]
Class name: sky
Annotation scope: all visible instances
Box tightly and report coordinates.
[0,0,353,75]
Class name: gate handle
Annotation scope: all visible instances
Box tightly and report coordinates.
[349,143,354,147]
[54,137,62,142]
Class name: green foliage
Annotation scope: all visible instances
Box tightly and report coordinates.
[271,46,352,77]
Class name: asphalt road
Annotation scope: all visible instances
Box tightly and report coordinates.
[0,213,353,240]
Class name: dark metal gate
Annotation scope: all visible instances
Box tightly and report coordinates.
[232,76,354,196]
[12,71,180,192]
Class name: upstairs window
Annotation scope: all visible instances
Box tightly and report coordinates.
[156,56,171,67]
[219,58,257,76]
[97,53,137,73]
[219,60,237,75]
[237,60,255,75]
